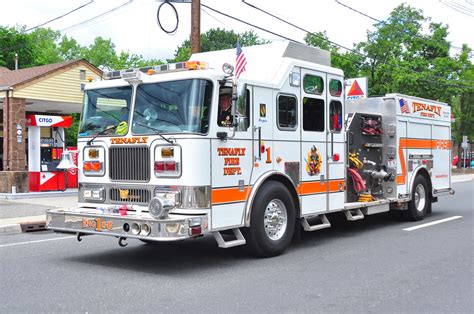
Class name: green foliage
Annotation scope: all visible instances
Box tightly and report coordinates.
[0,26,35,68]
[65,113,81,147]
[171,28,269,62]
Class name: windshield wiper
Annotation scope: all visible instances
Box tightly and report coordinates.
[133,122,175,144]
[87,124,120,146]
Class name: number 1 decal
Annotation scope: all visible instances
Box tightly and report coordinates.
[265,147,272,163]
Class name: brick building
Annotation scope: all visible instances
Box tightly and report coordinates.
[0,59,101,193]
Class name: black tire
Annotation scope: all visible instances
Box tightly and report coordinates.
[244,181,295,257]
[403,175,431,221]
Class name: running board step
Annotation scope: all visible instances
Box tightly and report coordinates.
[301,215,331,231]
[344,209,364,221]
[213,228,246,248]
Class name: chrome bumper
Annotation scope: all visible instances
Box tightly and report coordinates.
[46,208,208,241]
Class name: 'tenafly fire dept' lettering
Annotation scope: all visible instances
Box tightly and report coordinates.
[412,101,442,116]
[217,147,246,156]
[110,137,149,144]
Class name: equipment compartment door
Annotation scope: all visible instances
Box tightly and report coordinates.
[300,69,328,215]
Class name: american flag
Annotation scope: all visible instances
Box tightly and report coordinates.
[235,40,247,79]
[399,98,410,114]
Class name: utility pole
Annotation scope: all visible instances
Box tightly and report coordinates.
[191,0,200,53]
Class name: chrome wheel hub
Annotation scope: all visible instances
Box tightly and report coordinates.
[414,183,426,212]
[264,199,288,241]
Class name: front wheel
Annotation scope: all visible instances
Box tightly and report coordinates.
[403,175,431,221]
[244,181,295,257]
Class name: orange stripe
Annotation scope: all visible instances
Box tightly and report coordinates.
[328,179,345,192]
[212,187,251,205]
[298,179,345,195]
[396,138,452,185]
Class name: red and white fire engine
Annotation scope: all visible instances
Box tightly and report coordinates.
[47,41,454,256]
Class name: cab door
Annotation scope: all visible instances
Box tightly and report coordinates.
[211,85,253,230]
[300,69,328,215]
[327,75,345,211]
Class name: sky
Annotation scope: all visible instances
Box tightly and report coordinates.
[2,0,473,62]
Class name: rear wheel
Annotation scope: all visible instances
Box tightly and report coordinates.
[403,175,431,221]
[245,181,295,257]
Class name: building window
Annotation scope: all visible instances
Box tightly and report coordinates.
[303,75,324,95]
[277,94,297,130]
[303,97,325,132]
[80,70,86,80]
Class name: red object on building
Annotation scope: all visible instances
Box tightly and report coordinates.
[27,114,75,192]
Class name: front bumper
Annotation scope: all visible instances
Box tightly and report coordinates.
[46,208,208,241]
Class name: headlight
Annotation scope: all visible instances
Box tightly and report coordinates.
[153,186,210,209]
[83,146,105,176]
[154,145,181,177]
[82,186,105,202]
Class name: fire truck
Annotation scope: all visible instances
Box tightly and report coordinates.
[47,41,454,257]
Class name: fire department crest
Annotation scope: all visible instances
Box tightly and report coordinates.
[305,145,322,176]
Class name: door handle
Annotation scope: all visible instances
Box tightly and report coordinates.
[254,126,261,161]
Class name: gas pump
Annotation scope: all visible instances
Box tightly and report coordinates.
[27,115,77,191]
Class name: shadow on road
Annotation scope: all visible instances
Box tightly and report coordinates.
[61,208,453,274]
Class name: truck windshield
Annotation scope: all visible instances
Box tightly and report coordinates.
[79,86,132,136]
[132,79,213,135]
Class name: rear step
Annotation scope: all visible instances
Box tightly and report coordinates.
[344,209,364,221]
[301,214,331,231]
[213,228,246,248]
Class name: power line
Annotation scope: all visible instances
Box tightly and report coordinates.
[241,0,363,57]
[200,3,300,44]
[25,0,94,32]
[203,2,471,88]
[334,0,465,51]
[241,0,474,86]
[60,1,134,33]
[439,0,474,17]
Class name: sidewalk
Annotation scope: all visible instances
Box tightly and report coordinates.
[0,191,78,234]
[1,174,472,235]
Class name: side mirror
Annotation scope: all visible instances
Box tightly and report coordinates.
[233,82,247,132]
[235,115,248,131]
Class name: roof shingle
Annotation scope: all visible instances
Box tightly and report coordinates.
[0,60,89,87]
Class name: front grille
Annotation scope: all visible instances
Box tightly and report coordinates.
[109,146,150,182]
[110,187,151,205]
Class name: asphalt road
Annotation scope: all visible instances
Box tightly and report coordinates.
[1,181,472,313]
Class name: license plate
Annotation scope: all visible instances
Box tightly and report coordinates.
[81,218,113,231]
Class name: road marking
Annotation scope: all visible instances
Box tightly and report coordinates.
[0,236,76,248]
[403,216,463,231]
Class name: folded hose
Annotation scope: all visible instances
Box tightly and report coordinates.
[349,153,364,169]
[347,168,366,193]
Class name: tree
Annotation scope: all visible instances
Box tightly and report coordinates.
[304,31,363,79]
[58,35,83,61]
[171,28,269,62]
[28,28,63,65]
[0,26,36,69]
[355,4,465,102]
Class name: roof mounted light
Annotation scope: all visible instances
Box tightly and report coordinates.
[222,63,234,75]
[184,61,209,70]
[121,69,142,83]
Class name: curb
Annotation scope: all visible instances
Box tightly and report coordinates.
[0,224,23,234]
[0,221,47,235]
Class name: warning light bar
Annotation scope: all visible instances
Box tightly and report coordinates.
[104,61,209,80]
